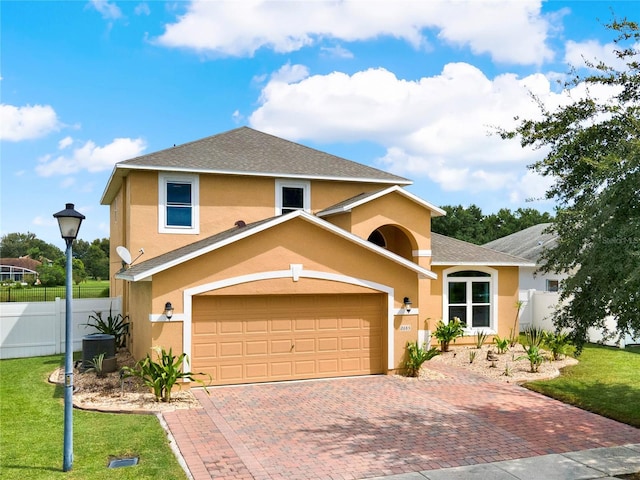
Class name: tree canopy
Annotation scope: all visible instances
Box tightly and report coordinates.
[503,19,640,352]
[431,205,553,245]
[0,232,110,284]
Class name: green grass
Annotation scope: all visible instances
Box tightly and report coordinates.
[0,280,109,302]
[525,343,640,427]
[0,355,188,479]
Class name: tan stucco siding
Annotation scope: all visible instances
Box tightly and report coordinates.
[349,193,431,251]
[151,218,418,314]
[129,281,152,361]
[309,181,388,212]
[120,172,390,262]
[199,277,381,296]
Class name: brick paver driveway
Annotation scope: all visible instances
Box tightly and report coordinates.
[163,362,640,480]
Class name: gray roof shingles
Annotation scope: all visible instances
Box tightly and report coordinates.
[431,233,534,265]
[118,127,409,183]
[482,223,556,263]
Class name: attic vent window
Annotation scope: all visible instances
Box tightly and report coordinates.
[275,179,310,215]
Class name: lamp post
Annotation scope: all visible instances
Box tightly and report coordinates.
[53,203,85,472]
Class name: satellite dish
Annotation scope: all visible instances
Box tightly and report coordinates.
[116,246,132,265]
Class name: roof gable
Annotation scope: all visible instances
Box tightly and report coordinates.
[316,185,446,217]
[102,127,410,204]
[431,233,535,266]
[117,211,437,281]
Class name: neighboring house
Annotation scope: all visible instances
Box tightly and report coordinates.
[0,257,41,283]
[101,126,533,386]
[483,223,565,293]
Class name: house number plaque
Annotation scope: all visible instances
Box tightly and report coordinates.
[399,325,411,332]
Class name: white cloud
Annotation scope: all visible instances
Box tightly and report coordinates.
[58,136,73,149]
[155,0,554,65]
[269,63,310,84]
[32,216,57,227]
[0,104,60,141]
[134,2,150,16]
[249,62,578,195]
[564,39,632,71]
[320,45,354,59]
[35,137,147,177]
[90,0,123,20]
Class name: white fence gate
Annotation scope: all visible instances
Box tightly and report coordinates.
[518,289,638,348]
[0,297,122,359]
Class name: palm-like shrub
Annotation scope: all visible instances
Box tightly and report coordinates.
[433,317,465,352]
[543,331,573,360]
[85,305,130,348]
[123,347,209,402]
[404,341,440,377]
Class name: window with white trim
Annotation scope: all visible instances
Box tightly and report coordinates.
[546,279,559,292]
[444,269,497,331]
[158,173,199,234]
[275,179,310,215]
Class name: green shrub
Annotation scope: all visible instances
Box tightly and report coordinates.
[434,317,465,352]
[404,341,440,377]
[123,346,210,402]
[543,331,573,360]
[522,326,545,349]
[84,304,130,348]
[86,352,107,378]
[474,330,488,348]
[469,350,477,364]
[494,335,509,354]
[517,344,547,373]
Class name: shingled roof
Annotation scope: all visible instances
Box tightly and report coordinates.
[102,127,410,204]
[431,233,534,266]
[483,223,556,263]
[316,185,446,217]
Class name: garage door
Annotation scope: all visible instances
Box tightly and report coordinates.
[192,293,385,386]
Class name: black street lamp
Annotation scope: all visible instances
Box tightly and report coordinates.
[53,203,85,472]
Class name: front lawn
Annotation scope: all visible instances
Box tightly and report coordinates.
[524,343,640,427]
[0,355,187,480]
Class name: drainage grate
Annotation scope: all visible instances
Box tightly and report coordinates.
[108,457,139,468]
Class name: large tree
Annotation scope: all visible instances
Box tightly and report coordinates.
[0,232,63,262]
[503,19,640,352]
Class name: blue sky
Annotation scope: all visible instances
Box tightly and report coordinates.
[1,0,638,248]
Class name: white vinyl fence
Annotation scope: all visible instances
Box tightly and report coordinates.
[519,289,638,348]
[0,297,121,359]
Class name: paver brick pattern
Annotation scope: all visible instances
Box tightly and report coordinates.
[163,363,640,480]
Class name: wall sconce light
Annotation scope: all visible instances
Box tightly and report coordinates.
[403,297,412,313]
[164,302,174,320]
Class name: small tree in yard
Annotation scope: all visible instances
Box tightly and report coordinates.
[502,19,640,354]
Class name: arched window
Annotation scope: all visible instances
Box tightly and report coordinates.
[444,268,497,332]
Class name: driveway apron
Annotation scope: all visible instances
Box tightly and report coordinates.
[162,363,640,480]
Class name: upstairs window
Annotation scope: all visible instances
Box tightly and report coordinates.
[276,180,310,215]
[159,173,199,234]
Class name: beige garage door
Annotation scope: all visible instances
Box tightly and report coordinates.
[192,293,385,386]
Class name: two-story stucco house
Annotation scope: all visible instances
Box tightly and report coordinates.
[100,127,532,386]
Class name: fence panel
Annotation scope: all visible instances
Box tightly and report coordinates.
[0,297,121,359]
[523,289,638,348]
[0,285,109,302]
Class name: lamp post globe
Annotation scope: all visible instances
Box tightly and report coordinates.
[53,203,84,472]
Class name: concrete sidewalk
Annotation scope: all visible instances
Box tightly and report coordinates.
[368,444,640,480]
